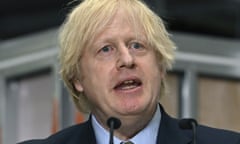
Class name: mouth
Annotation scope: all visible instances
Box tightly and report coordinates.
[114,78,142,91]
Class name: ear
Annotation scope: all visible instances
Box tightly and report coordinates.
[159,64,166,79]
[160,68,166,79]
[73,80,84,92]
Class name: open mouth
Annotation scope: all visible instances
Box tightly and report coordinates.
[114,79,142,90]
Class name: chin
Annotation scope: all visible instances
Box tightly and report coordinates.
[119,103,147,114]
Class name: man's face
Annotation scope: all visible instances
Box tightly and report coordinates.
[74,9,163,122]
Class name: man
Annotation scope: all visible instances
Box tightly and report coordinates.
[19,0,240,144]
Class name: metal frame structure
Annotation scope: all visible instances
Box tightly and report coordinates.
[0,28,240,144]
[172,32,240,117]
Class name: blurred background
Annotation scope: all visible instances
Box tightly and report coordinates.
[0,0,240,143]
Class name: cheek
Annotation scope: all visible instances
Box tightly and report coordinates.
[81,63,113,91]
[144,55,162,76]
[148,69,162,93]
[143,56,163,90]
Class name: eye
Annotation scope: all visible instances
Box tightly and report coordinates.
[129,41,148,56]
[132,42,141,49]
[99,46,112,53]
[130,42,144,50]
[97,45,115,57]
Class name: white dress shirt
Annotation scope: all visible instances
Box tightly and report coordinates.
[92,105,161,144]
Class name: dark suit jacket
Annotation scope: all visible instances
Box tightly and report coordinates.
[19,105,240,144]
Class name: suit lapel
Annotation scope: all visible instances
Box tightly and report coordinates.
[67,117,97,144]
[157,105,192,144]
[68,105,191,144]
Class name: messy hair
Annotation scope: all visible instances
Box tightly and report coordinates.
[59,0,176,113]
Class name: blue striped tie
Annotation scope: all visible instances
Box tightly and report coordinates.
[120,141,134,144]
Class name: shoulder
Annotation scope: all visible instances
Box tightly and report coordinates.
[171,117,240,144]
[160,105,240,144]
[173,117,240,144]
[18,120,94,144]
[174,117,240,144]
[197,125,240,144]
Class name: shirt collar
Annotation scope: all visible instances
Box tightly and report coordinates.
[92,105,161,144]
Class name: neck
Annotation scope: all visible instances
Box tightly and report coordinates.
[114,115,154,140]
[93,105,157,141]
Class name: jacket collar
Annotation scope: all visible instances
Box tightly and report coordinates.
[74,104,192,144]
[157,104,192,144]
[67,117,96,144]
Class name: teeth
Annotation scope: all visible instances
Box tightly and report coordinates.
[121,85,137,90]
[114,79,141,90]
[123,80,134,84]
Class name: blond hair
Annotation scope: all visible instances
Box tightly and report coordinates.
[59,0,176,113]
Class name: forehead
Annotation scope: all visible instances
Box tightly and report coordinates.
[96,8,146,39]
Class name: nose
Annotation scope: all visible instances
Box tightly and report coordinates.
[116,46,135,69]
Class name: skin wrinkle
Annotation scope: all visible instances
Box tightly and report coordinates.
[59,0,175,113]
[59,0,176,140]
[73,8,163,139]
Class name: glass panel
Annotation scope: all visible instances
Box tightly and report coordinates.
[0,128,2,144]
[198,76,240,132]
[0,79,3,144]
[7,71,54,143]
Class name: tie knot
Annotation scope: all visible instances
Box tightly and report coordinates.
[120,141,134,144]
